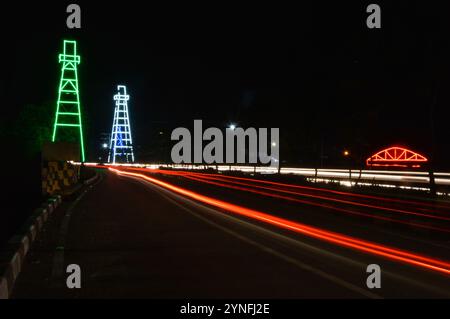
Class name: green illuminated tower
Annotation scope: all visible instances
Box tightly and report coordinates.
[52,40,85,161]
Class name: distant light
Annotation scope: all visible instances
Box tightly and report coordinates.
[343,150,350,156]
[102,143,108,148]
[159,131,164,135]
[228,124,236,130]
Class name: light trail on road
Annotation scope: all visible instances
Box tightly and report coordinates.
[180,174,450,234]
[183,171,450,212]
[116,166,450,212]
[111,166,450,230]
[180,173,450,221]
[108,166,450,276]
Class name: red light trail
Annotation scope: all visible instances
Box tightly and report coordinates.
[114,166,450,221]
[181,173,450,222]
[181,174,450,233]
[185,171,450,211]
[119,166,450,212]
[108,166,450,276]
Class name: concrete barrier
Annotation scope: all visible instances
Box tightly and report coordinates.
[0,195,61,299]
[42,161,80,196]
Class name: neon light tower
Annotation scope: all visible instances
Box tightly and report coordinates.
[52,40,85,161]
[108,85,135,164]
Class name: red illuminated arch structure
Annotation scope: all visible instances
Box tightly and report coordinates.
[366,146,428,168]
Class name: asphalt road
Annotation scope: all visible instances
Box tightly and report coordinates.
[11,168,450,298]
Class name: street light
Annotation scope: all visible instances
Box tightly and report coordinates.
[343,150,350,156]
[228,123,236,130]
[102,143,108,149]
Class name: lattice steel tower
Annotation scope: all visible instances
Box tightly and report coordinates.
[108,85,135,164]
[52,40,85,161]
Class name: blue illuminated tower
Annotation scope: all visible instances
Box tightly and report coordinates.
[108,85,135,164]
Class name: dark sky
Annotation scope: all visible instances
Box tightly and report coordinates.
[1,1,450,167]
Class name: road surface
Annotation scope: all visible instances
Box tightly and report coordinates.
[11,168,450,298]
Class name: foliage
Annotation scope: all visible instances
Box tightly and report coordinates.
[13,102,53,158]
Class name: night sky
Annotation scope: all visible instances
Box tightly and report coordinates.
[2,1,450,168]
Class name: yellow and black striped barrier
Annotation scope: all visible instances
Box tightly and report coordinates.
[42,161,80,195]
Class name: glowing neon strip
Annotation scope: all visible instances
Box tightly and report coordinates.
[108,167,450,276]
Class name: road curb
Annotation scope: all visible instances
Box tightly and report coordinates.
[0,194,62,299]
[83,171,99,186]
